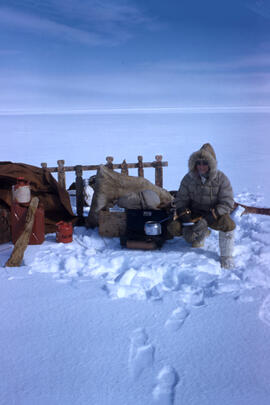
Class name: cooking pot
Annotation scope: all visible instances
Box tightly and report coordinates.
[144,221,162,236]
[144,215,172,236]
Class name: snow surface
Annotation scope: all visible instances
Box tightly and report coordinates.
[1,195,270,404]
[1,112,270,405]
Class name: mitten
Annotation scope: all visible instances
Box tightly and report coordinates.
[205,208,218,225]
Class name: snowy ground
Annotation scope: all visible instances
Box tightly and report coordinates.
[1,111,270,404]
[1,190,270,405]
[18,193,270,304]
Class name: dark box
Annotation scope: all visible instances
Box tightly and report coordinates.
[125,209,168,239]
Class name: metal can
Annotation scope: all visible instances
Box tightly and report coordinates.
[56,221,73,243]
[11,202,45,245]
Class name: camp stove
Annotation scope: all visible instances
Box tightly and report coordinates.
[120,209,169,250]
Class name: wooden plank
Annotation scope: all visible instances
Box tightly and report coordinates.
[42,161,168,173]
[137,155,144,177]
[40,164,100,172]
[121,159,129,175]
[110,161,168,169]
[154,155,163,188]
[234,202,270,216]
[106,156,114,169]
[57,160,66,189]
[75,165,84,220]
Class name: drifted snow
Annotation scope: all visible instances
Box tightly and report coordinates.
[1,192,270,405]
[22,193,270,308]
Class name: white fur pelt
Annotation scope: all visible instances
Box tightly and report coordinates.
[83,179,94,207]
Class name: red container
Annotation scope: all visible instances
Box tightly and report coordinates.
[11,202,45,245]
[15,177,29,187]
[56,221,73,243]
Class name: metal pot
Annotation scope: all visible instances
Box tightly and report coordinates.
[144,214,173,236]
[144,221,162,236]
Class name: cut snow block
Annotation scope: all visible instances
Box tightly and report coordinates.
[98,210,127,237]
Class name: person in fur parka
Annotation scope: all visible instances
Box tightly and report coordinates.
[175,143,236,269]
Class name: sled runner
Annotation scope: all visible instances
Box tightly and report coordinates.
[234,202,270,216]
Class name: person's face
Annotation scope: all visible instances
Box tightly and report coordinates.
[196,160,209,175]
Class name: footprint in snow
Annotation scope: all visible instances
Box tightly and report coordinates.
[152,365,179,405]
[128,328,155,380]
[165,306,190,332]
[177,286,205,307]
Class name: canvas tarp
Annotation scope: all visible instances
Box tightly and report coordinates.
[86,165,174,228]
[0,162,77,233]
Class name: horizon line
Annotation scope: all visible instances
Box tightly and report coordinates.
[1,105,270,116]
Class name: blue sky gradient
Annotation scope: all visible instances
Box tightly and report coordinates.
[1,0,270,113]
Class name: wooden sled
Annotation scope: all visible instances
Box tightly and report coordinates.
[234,202,270,216]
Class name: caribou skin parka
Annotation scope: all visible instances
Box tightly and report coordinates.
[175,143,235,223]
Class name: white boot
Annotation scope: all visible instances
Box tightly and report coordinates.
[219,230,234,269]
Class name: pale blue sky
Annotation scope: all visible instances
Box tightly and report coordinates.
[1,0,270,113]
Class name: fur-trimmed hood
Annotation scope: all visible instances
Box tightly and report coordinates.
[188,143,217,180]
[176,143,234,217]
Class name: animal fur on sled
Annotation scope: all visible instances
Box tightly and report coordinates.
[86,165,173,228]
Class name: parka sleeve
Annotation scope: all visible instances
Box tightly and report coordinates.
[174,175,191,214]
[216,172,234,216]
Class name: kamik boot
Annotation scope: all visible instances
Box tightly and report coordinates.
[192,229,211,248]
[219,230,234,269]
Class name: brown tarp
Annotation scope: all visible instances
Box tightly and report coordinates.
[0,162,77,233]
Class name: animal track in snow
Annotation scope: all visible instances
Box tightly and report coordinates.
[152,365,179,405]
[128,328,154,380]
[165,306,190,332]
